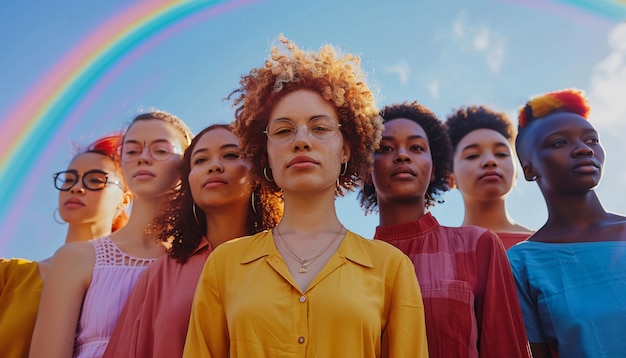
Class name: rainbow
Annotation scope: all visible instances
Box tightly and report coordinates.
[0,0,263,250]
[504,0,626,23]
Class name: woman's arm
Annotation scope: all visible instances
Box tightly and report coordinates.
[29,242,94,358]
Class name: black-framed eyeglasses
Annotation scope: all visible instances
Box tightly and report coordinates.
[264,117,342,144]
[119,141,182,162]
[53,169,123,191]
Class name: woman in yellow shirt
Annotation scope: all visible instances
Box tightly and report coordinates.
[183,35,428,358]
[0,134,130,358]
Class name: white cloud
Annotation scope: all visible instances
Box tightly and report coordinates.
[588,22,626,129]
[451,20,506,73]
[427,80,440,100]
[385,61,411,85]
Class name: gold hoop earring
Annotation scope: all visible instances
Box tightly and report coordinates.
[53,208,66,225]
[251,190,258,214]
[263,167,274,182]
[340,162,348,176]
[425,192,434,202]
[192,202,200,225]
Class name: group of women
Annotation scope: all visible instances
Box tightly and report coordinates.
[1,34,625,358]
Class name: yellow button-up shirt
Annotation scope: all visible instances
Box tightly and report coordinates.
[184,230,428,357]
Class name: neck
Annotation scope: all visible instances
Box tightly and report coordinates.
[378,197,426,226]
[462,196,526,232]
[111,196,161,242]
[278,188,342,234]
[543,190,608,230]
[204,199,251,249]
[64,223,112,244]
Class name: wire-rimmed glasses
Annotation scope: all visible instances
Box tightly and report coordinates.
[119,140,182,162]
[264,117,342,144]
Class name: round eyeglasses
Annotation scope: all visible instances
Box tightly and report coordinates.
[264,117,342,144]
[119,141,182,162]
[53,170,123,191]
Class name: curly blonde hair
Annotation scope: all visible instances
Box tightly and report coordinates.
[229,35,382,197]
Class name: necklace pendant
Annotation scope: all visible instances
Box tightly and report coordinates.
[299,260,308,273]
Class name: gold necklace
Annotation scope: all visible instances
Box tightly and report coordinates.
[274,224,345,273]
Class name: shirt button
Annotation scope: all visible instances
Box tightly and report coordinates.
[299,295,306,303]
[298,336,305,344]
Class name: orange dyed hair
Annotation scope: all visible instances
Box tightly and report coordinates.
[518,88,591,130]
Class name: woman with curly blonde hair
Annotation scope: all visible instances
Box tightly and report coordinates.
[183,35,427,357]
[508,88,626,357]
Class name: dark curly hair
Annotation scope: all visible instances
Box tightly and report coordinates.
[149,124,283,263]
[445,105,515,157]
[229,34,383,197]
[359,101,452,213]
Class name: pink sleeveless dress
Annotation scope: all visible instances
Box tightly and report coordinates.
[73,237,157,358]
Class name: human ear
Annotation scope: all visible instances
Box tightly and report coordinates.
[447,172,457,189]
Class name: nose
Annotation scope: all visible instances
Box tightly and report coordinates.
[137,145,152,164]
[70,184,86,195]
[481,153,497,168]
[292,125,311,151]
[393,148,411,163]
[207,159,224,174]
[572,140,594,157]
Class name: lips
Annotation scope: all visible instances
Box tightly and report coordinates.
[479,171,502,180]
[573,159,600,173]
[287,156,319,168]
[133,170,155,178]
[203,177,227,188]
[391,166,416,177]
[64,198,85,207]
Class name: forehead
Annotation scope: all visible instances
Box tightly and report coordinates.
[68,152,117,173]
[125,119,187,145]
[457,128,511,150]
[193,128,239,151]
[382,118,428,140]
[527,112,594,142]
[269,89,337,121]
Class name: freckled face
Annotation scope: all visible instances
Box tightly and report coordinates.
[266,89,349,194]
[452,128,516,201]
[372,118,434,206]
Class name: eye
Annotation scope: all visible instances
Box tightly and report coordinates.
[410,144,425,152]
[550,139,567,148]
[224,152,241,159]
[193,157,207,165]
[376,145,394,154]
[495,152,510,158]
[463,154,479,160]
[585,137,600,145]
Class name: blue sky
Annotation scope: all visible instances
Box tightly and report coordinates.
[1,0,625,260]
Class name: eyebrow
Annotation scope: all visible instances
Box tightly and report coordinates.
[273,114,336,122]
[124,138,173,145]
[460,142,510,152]
[191,143,240,156]
[381,134,428,141]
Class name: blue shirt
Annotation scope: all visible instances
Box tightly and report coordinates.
[507,241,626,357]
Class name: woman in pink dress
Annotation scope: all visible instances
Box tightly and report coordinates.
[445,105,533,249]
[29,111,192,358]
[103,124,283,358]
[361,101,530,357]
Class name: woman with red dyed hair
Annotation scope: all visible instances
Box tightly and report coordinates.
[508,88,626,357]
[0,134,131,358]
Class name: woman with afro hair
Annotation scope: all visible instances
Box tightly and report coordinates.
[508,88,626,357]
[183,35,427,358]
[445,105,533,249]
[361,101,530,358]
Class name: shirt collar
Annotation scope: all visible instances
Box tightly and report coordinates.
[240,230,374,269]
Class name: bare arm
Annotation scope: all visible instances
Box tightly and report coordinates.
[29,242,94,358]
